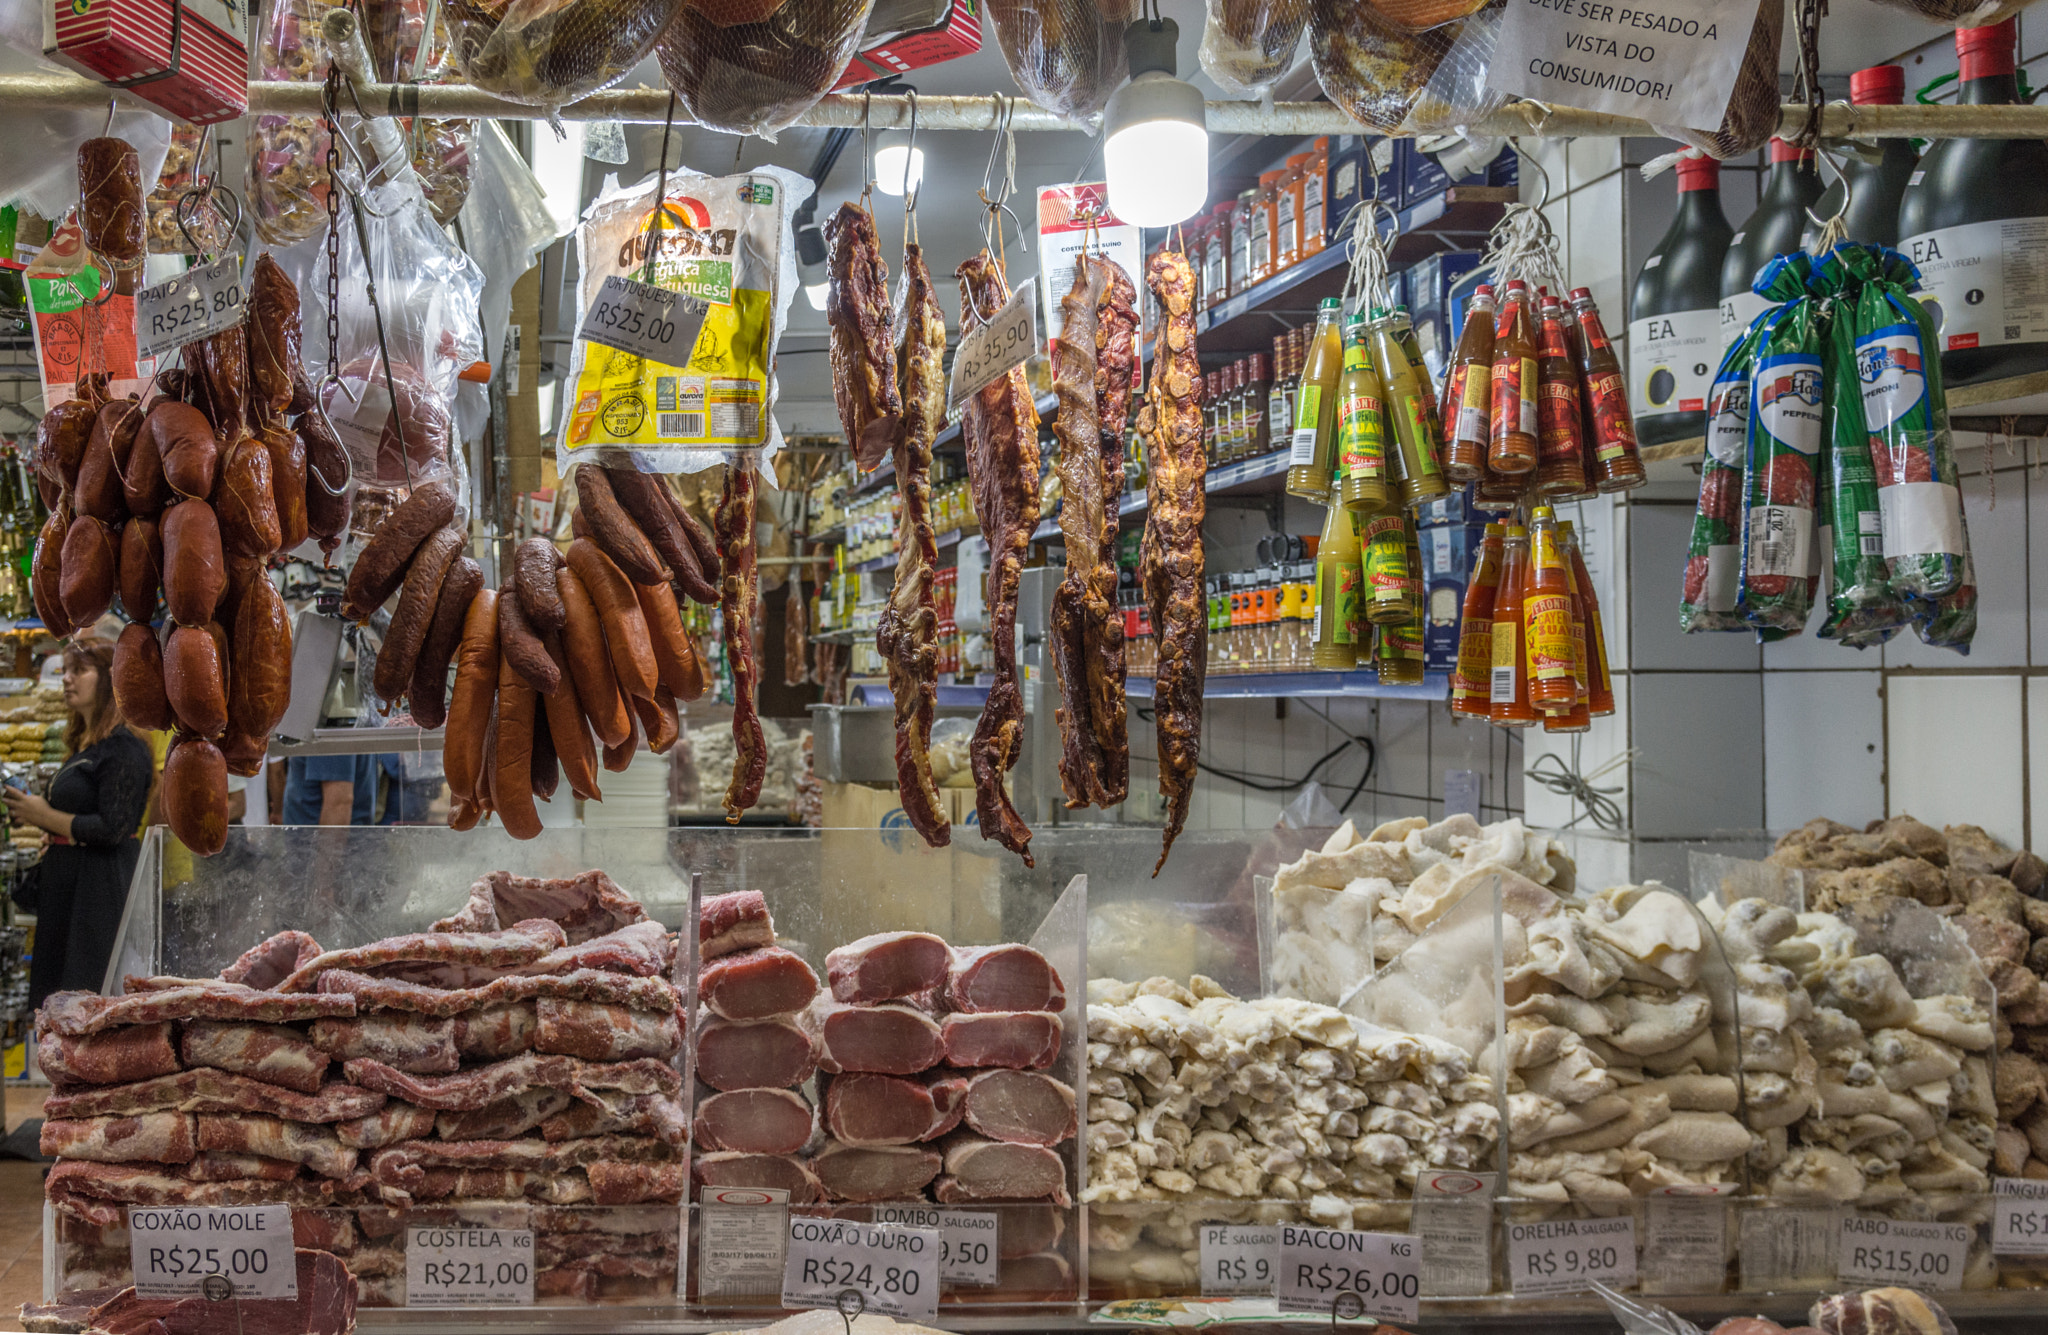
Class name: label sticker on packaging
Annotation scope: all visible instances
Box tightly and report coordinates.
[1902,216,2048,351]
[1506,1216,1635,1297]
[1837,1215,1968,1290]
[781,1218,939,1323]
[129,1205,298,1300]
[1629,307,1720,420]
[1200,1224,1277,1297]
[1642,1188,1733,1293]
[1414,1171,1493,1296]
[1994,1178,2048,1254]
[1739,1208,1836,1291]
[135,254,245,362]
[872,1206,998,1286]
[950,281,1035,407]
[1037,183,1143,344]
[1276,1226,1419,1323]
[404,1226,534,1307]
[698,1187,789,1297]
[1722,290,1775,344]
[580,274,711,368]
[1488,0,1765,133]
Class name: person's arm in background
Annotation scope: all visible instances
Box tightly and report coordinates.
[58,736,153,847]
[318,781,353,826]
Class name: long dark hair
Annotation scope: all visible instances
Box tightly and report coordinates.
[62,636,122,757]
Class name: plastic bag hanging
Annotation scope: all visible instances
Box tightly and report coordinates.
[249,0,344,244]
[1309,0,1506,134]
[359,0,477,223]
[1197,0,1308,97]
[1647,0,1785,159]
[442,0,684,108]
[987,0,1133,121]
[657,0,877,137]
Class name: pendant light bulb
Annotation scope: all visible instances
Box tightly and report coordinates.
[1103,18,1208,228]
[874,131,924,197]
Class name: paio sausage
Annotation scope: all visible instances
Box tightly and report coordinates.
[229,563,293,749]
[123,400,172,516]
[496,578,560,695]
[190,326,249,439]
[444,589,498,803]
[77,399,139,524]
[262,424,308,551]
[217,433,282,557]
[633,580,703,703]
[601,719,639,774]
[163,734,228,857]
[565,538,658,702]
[555,566,631,749]
[572,464,668,584]
[37,399,95,509]
[219,732,267,778]
[77,137,144,269]
[631,686,679,755]
[161,500,227,627]
[247,254,302,420]
[448,795,484,831]
[408,556,483,731]
[372,524,463,703]
[164,623,228,737]
[512,537,566,634]
[150,401,219,502]
[112,622,173,731]
[539,632,600,801]
[59,515,116,628]
[339,481,455,620]
[119,515,163,622]
[663,483,722,587]
[478,710,499,816]
[492,656,543,840]
[298,412,351,558]
[529,683,559,802]
[289,363,318,418]
[31,508,72,634]
[609,469,715,603]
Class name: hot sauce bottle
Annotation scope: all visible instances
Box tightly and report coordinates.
[1563,519,1615,716]
[1568,287,1647,492]
[1489,523,1537,726]
[1489,280,1540,476]
[1535,294,1588,497]
[1311,473,1363,669]
[1394,307,1445,473]
[1445,285,1497,482]
[1370,306,1447,507]
[1523,506,1577,715]
[1286,299,1345,500]
[1376,520,1427,685]
[1451,522,1504,718]
[1336,315,1390,513]
[1362,509,1409,625]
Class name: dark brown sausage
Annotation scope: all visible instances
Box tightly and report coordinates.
[219,731,267,778]
[373,524,464,704]
[540,632,600,801]
[163,734,228,856]
[119,515,163,622]
[229,563,293,742]
[247,254,302,420]
[492,657,542,840]
[496,577,560,695]
[633,580,704,703]
[609,469,714,603]
[573,464,668,584]
[161,500,227,627]
[190,325,249,440]
[631,686,679,755]
[556,566,631,750]
[150,401,219,501]
[38,398,95,504]
[164,622,228,737]
[664,483,722,587]
[112,621,174,731]
[408,556,482,731]
[262,424,308,552]
[77,399,138,525]
[529,689,558,802]
[339,481,455,620]
[59,515,116,628]
[478,706,499,817]
[298,412,351,558]
[289,362,318,417]
[78,137,144,269]
[123,399,172,516]
[31,508,71,634]
[217,433,282,558]
[445,589,498,803]
[565,538,658,702]
[513,537,567,634]
[601,718,639,774]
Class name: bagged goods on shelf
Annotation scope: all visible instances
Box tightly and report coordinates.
[658,0,876,136]
[1197,0,1308,96]
[1648,0,1784,160]
[1736,254,1825,636]
[986,0,1130,120]
[1309,0,1504,134]
[444,0,682,107]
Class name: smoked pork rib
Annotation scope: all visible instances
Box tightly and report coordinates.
[1049,253,1116,809]
[955,251,1042,866]
[875,241,950,849]
[826,201,903,472]
[1139,249,1208,875]
[716,463,765,821]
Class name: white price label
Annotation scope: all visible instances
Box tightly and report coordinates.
[580,274,710,367]
[404,1226,534,1307]
[1506,1216,1636,1296]
[1413,1172,1493,1297]
[782,1218,939,1324]
[698,1188,789,1298]
[1643,1190,1732,1293]
[135,256,246,362]
[949,282,1035,407]
[1838,1215,1968,1290]
[1276,1226,1419,1324]
[872,1206,998,1286]
[128,1205,297,1300]
[1995,1178,2048,1254]
[1199,1224,1276,1297]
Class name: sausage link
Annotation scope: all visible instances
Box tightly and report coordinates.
[229,563,293,744]
[444,589,498,804]
[493,657,543,840]
[530,698,558,802]
[633,579,703,703]
[339,481,455,620]
[123,399,172,516]
[573,464,668,584]
[32,508,72,634]
[372,524,463,704]
[478,709,499,818]
[112,621,174,731]
[298,412,351,558]
[59,514,116,628]
[556,566,631,749]
[78,138,144,269]
[163,734,228,857]
[164,622,228,737]
[218,433,282,557]
[77,399,138,524]
[161,500,227,627]
[262,424,308,552]
[601,720,638,774]
[150,401,218,502]
[497,577,560,695]
[408,556,483,731]
[247,254,302,420]
[664,484,722,588]
[220,732,268,778]
[513,537,567,634]
[118,515,163,622]
[565,538,658,702]
[631,686,679,755]
[540,631,601,801]
[609,470,714,602]
[448,795,484,831]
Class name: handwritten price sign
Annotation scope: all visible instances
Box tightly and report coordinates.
[135,255,245,361]
[581,275,710,367]
[948,282,1035,407]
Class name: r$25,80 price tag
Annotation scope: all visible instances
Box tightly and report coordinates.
[1199,1224,1276,1296]
[135,255,246,362]
[128,1204,297,1300]
[581,274,709,367]
[1506,1216,1636,1296]
[1276,1225,1419,1324]
[405,1226,535,1307]
[1995,1177,2048,1254]
[782,1217,939,1323]
[1838,1215,1967,1289]
[948,281,1035,407]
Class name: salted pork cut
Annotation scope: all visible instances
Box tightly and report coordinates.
[334,1101,438,1150]
[341,1051,681,1110]
[821,1072,966,1146]
[700,889,775,960]
[805,1000,944,1075]
[826,930,951,1003]
[700,946,819,1020]
[219,930,322,988]
[695,1015,818,1092]
[539,1090,687,1145]
[312,966,673,1017]
[958,1069,1076,1146]
[532,996,682,1061]
[934,1134,1068,1204]
[940,1011,1062,1070]
[513,920,674,979]
[692,1150,823,1204]
[308,1014,459,1074]
[431,868,647,942]
[43,1069,386,1124]
[812,1138,942,1201]
[41,986,354,1035]
[271,919,568,991]
[942,944,1065,1013]
[80,1248,354,1335]
[39,1113,196,1164]
[455,1001,538,1058]
[433,1089,574,1141]
[36,1022,179,1086]
[177,1021,333,1093]
[695,1088,819,1155]
[196,1114,356,1179]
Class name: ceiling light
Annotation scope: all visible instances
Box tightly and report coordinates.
[796,219,830,311]
[1419,133,1506,184]
[1103,17,1208,229]
[874,131,924,197]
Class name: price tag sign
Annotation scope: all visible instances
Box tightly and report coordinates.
[404,1226,534,1307]
[1506,1216,1636,1297]
[872,1206,998,1286]
[1642,1188,1733,1294]
[1838,1215,1968,1290]
[1199,1224,1277,1297]
[698,1187,788,1298]
[129,1205,298,1299]
[135,255,246,361]
[1738,1207,1836,1290]
[1994,1178,2048,1254]
[1276,1226,1419,1324]
[782,1217,939,1324]
[949,282,1035,407]
[580,274,710,367]
[1414,1172,1494,1297]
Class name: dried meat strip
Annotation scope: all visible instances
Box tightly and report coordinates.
[716,463,764,821]
[1091,260,1141,798]
[956,251,1042,866]
[827,201,903,471]
[1140,249,1208,875]
[875,242,950,849]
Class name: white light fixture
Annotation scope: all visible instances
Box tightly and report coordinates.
[1103,17,1208,228]
[1419,133,1506,184]
[796,219,830,311]
[873,131,925,198]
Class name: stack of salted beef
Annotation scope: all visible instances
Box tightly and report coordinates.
[35,869,685,1308]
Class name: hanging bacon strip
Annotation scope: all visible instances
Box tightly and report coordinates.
[716,463,764,822]
[1091,257,1140,802]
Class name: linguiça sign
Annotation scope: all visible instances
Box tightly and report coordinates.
[580,274,711,367]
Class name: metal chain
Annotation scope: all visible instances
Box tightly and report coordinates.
[323,68,343,380]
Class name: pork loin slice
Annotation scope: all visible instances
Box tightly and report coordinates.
[692,1150,823,1204]
[804,1000,944,1075]
[701,946,819,1020]
[36,1023,179,1086]
[306,1014,456,1075]
[696,1088,818,1154]
[940,1011,1062,1070]
[934,1134,1068,1204]
[942,945,1066,1013]
[812,1139,943,1202]
[821,1072,967,1146]
[39,1113,195,1164]
[700,890,775,961]
[960,1069,1076,1145]
[695,1015,817,1092]
[826,931,952,1003]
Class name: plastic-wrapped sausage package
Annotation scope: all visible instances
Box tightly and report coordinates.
[1679,312,1769,633]
[657,0,875,136]
[558,166,809,472]
[445,0,683,107]
[1198,0,1307,96]
[1738,254,1825,637]
[984,0,1131,120]
[1648,0,1784,159]
[1309,0,1505,134]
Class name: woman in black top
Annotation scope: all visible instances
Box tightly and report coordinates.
[5,637,154,1008]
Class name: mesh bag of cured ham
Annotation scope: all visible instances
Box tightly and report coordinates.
[1308,0,1506,134]
[1646,0,1784,160]
[1735,253,1825,637]
[1197,0,1308,96]
[986,0,1132,120]
[657,0,877,137]
[441,0,683,108]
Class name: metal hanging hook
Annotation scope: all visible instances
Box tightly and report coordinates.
[835,1288,864,1335]
[102,96,115,137]
[861,89,875,205]
[902,89,921,218]
[1803,143,1855,251]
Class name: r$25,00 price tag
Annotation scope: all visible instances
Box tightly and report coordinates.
[782,1217,939,1323]
[1506,1216,1636,1296]
[405,1226,535,1307]
[948,281,1035,408]
[1276,1225,1419,1324]
[1838,1215,1968,1289]
[1199,1224,1276,1296]
[135,255,246,362]
[581,274,710,367]
[1995,1177,2048,1255]
[128,1204,297,1300]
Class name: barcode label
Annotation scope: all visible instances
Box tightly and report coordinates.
[659,412,706,438]
[1490,667,1515,704]
[1860,536,1882,555]
[1747,505,1807,578]
[1289,428,1319,466]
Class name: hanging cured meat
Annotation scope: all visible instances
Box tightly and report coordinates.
[826,201,903,473]
[717,463,765,822]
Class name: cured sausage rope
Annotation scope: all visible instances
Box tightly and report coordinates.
[1141,248,1207,876]
[827,200,903,472]
[956,250,1041,867]
[716,462,765,822]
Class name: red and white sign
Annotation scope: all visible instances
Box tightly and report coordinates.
[44,0,249,124]
[1036,182,1143,350]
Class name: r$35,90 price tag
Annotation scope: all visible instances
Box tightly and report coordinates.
[128,1204,298,1300]
[1199,1224,1276,1296]
[782,1217,939,1324]
[1995,1177,2048,1255]
[948,281,1035,408]
[580,274,710,367]
[1838,1215,1968,1289]
[1276,1225,1419,1324]
[1506,1216,1636,1297]
[135,255,246,362]
[404,1226,535,1307]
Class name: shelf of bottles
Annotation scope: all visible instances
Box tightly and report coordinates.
[1127,669,1450,702]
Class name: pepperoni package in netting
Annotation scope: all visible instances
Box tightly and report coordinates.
[658,0,876,136]
[987,0,1132,120]
[444,0,684,107]
[1309,0,1505,133]
[1737,253,1826,636]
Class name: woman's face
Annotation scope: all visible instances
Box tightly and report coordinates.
[63,660,98,715]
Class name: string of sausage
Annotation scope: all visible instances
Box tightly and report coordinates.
[875,242,950,848]
[1049,253,1114,809]
[1140,249,1207,876]
[716,462,765,822]
[956,250,1041,866]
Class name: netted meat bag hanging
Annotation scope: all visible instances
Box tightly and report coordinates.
[657,0,877,136]
[1308,0,1505,133]
[442,0,683,107]
[1199,0,1308,98]
[988,0,1132,120]
[1649,0,1785,159]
